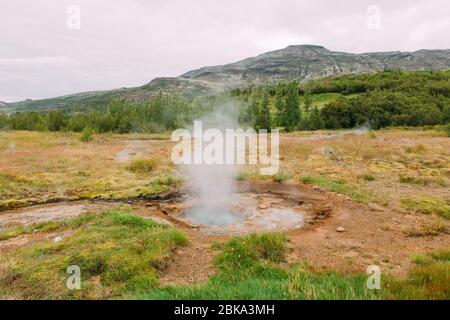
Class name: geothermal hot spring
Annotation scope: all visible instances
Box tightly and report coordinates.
[173,126,307,234]
[177,163,307,235]
[168,109,313,235]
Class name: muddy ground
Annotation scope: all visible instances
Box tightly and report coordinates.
[1,180,448,286]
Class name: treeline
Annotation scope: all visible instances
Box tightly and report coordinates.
[321,90,449,129]
[236,82,310,131]
[303,69,450,96]
[1,70,449,133]
[1,93,210,133]
[232,70,450,130]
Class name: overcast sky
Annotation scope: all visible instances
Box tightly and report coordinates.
[1,0,449,102]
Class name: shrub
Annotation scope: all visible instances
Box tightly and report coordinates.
[126,159,159,174]
[80,127,93,142]
[445,123,450,137]
[272,173,293,183]
[149,175,181,187]
[358,174,376,181]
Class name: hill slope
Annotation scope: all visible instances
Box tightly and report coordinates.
[6,45,450,112]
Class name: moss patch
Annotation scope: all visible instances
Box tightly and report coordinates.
[0,207,188,299]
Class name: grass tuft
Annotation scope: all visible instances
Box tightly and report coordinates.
[300,175,375,204]
[126,159,159,174]
[400,197,450,219]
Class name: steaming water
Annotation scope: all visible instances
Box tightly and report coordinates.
[182,206,244,226]
[183,103,242,226]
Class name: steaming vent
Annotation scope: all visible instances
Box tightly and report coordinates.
[178,193,306,235]
[175,105,305,234]
[181,206,244,226]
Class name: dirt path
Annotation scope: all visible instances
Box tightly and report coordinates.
[159,230,219,286]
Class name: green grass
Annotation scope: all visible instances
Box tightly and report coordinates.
[234,172,248,181]
[400,196,450,219]
[126,159,159,174]
[0,225,27,241]
[80,127,94,142]
[0,211,101,241]
[136,235,450,300]
[272,172,294,183]
[0,207,188,299]
[300,175,376,204]
[446,123,450,137]
[399,175,429,186]
[148,175,181,188]
[299,93,360,108]
[136,233,383,300]
[2,225,448,300]
[386,249,450,299]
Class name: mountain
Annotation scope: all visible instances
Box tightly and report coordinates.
[180,45,450,84]
[6,45,450,112]
[0,101,11,113]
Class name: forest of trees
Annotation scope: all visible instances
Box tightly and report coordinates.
[0,70,449,133]
[232,69,450,130]
[1,93,200,133]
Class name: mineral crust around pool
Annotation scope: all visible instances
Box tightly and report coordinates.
[179,193,306,235]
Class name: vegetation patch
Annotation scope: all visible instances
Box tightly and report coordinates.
[136,236,449,300]
[272,172,294,183]
[80,127,94,142]
[400,197,450,219]
[404,144,428,154]
[136,233,382,300]
[403,221,448,237]
[300,175,376,204]
[358,173,376,182]
[126,159,159,174]
[399,175,429,186]
[386,249,450,299]
[148,175,181,188]
[0,207,188,299]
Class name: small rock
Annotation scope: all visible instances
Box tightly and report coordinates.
[53,236,63,243]
[91,275,101,286]
[258,204,268,209]
[336,227,345,233]
[368,203,385,212]
[323,147,337,156]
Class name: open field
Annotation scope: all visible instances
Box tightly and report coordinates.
[0,129,449,299]
[0,131,177,210]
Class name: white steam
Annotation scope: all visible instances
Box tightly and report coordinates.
[182,102,243,225]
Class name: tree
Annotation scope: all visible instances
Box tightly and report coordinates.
[0,112,8,129]
[303,86,313,113]
[284,81,301,131]
[274,83,286,126]
[248,88,261,129]
[256,86,271,130]
[48,110,65,131]
[308,106,325,130]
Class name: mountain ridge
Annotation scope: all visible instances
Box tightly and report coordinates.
[6,45,450,112]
